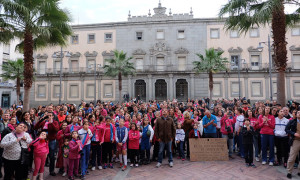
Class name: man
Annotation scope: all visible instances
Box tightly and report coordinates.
[57,108,66,123]
[283,107,292,119]
[286,110,300,179]
[155,108,176,168]
[236,108,245,158]
[202,110,217,138]
[0,112,10,178]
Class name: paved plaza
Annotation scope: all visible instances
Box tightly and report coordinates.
[41,154,299,180]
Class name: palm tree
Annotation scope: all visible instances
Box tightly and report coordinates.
[193,48,228,106]
[0,0,72,111]
[219,0,300,107]
[103,50,135,103]
[0,59,24,102]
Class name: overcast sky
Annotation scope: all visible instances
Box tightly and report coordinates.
[60,0,298,25]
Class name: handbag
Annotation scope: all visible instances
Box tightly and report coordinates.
[15,134,30,165]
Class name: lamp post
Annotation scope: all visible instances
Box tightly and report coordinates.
[232,57,245,100]
[258,34,273,101]
[53,48,71,105]
[89,63,102,105]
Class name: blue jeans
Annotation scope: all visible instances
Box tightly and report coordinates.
[222,134,233,156]
[81,144,91,175]
[158,141,173,163]
[177,141,185,159]
[253,136,259,158]
[238,133,244,157]
[48,140,57,173]
[261,134,274,162]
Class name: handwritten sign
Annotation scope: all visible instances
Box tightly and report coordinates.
[189,138,229,161]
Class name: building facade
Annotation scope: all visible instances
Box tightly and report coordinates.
[31,2,300,107]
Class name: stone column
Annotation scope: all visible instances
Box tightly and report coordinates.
[148,74,152,100]
[169,74,173,100]
[190,73,195,99]
[48,78,51,103]
[286,75,291,100]
[265,74,270,100]
[128,75,132,99]
[244,74,249,99]
[64,78,67,101]
[80,76,84,101]
[98,76,101,100]
[224,75,229,99]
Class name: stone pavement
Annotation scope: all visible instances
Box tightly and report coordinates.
[37,154,300,180]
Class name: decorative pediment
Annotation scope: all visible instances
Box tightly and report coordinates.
[69,52,81,58]
[36,54,48,59]
[52,52,63,58]
[214,47,224,53]
[174,47,189,54]
[290,45,300,51]
[228,47,243,53]
[84,51,98,57]
[102,50,114,56]
[248,46,262,52]
[149,42,171,55]
[132,49,146,55]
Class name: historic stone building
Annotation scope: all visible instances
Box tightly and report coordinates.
[30,2,300,107]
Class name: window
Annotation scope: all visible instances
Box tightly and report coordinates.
[250,28,259,37]
[3,44,10,55]
[210,28,219,39]
[104,84,113,97]
[294,82,300,96]
[156,30,164,40]
[231,55,239,69]
[230,30,239,38]
[88,34,95,44]
[87,59,95,72]
[70,60,79,72]
[178,56,186,71]
[37,85,46,98]
[105,33,112,42]
[177,30,185,39]
[156,57,164,71]
[54,61,61,74]
[136,32,143,40]
[293,54,300,69]
[136,58,143,71]
[70,85,79,98]
[213,83,221,96]
[251,82,262,97]
[86,84,95,98]
[291,27,300,36]
[251,55,260,69]
[53,85,60,98]
[38,61,46,74]
[231,82,240,96]
[71,35,79,44]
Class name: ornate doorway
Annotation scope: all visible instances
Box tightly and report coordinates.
[135,80,146,101]
[155,79,167,100]
[176,79,188,101]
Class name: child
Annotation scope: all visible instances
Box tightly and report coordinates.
[68,131,81,180]
[91,119,104,170]
[56,121,69,173]
[242,118,256,168]
[78,121,93,179]
[62,138,70,177]
[115,118,128,171]
[32,131,49,180]
[101,117,115,169]
[128,123,140,167]
[175,123,185,161]
[189,123,201,138]
[140,117,154,165]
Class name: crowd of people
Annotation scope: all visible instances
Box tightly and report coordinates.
[0,98,299,180]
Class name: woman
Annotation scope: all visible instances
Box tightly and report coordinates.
[0,123,32,180]
[246,109,260,162]
[183,113,193,159]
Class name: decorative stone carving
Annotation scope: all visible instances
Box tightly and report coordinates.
[290,45,300,51]
[174,47,189,54]
[149,42,171,55]
[36,54,48,59]
[102,50,114,56]
[132,49,146,55]
[153,2,167,18]
[52,52,63,58]
[70,52,81,58]
[248,46,262,52]
[214,47,224,52]
[84,51,98,57]
[228,47,243,53]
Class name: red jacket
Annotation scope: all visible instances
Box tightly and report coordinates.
[69,139,81,159]
[34,120,59,141]
[32,138,49,156]
[249,117,259,131]
[103,124,116,143]
[65,124,82,137]
[128,130,140,149]
[258,115,275,135]
[189,129,201,138]
[220,116,234,135]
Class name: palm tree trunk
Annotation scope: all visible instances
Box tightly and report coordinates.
[23,27,34,112]
[272,0,287,106]
[209,71,213,108]
[16,77,20,103]
[118,72,122,103]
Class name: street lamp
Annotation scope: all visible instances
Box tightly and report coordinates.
[231,57,245,100]
[258,34,273,101]
[53,48,71,105]
[89,63,102,105]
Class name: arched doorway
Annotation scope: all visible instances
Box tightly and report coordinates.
[155,79,167,100]
[176,79,188,101]
[135,80,146,101]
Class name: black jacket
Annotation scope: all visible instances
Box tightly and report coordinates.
[285,119,297,145]
[242,126,254,144]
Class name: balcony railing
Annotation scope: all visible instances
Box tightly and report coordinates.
[35,62,300,75]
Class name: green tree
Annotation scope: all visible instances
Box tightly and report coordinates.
[0,0,72,111]
[219,0,300,106]
[193,48,228,106]
[103,50,135,103]
[0,59,24,102]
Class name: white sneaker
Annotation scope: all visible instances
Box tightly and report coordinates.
[262,161,267,165]
[91,167,95,171]
[130,164,134,167]
[98,166,102,170]
[255,157,260,162]
[169,162,174,167]
[62,172,67,177]
[269,162,274,166]
[156,162,161,168]
[135,164,139,167]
